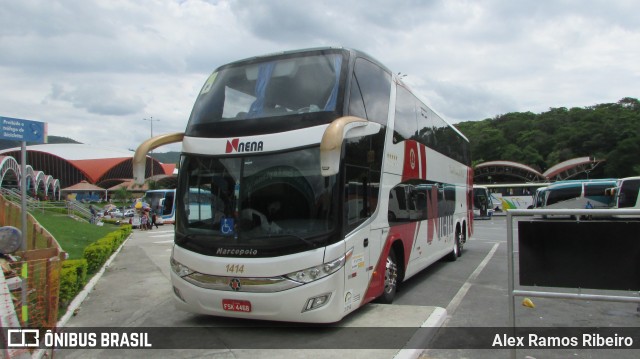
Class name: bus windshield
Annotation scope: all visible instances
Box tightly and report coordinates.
[143,190,175,218]
[176,147,338,256]
[186,51,344,136]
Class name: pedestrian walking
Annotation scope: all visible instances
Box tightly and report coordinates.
[151,211,158,229]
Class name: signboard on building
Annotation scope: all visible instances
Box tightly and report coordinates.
[0,116,47,143]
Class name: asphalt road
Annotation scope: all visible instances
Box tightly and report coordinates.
[54,216,639,359]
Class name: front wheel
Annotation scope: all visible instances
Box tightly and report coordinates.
[378,248,398,304]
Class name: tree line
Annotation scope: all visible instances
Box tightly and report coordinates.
[455,97,640,178]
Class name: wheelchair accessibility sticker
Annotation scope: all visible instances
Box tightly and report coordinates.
[221,217,235,235]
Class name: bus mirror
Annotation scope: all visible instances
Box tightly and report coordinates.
[133,132,185,185]
[320,117,380,177]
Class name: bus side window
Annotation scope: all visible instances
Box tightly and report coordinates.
[415,191,427,220]
[350,57,391,126]
[619,179,640,208]
[394,85,418,144]
[164,191,175,215]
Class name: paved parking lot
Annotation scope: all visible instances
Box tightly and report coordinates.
[55,217,639,358]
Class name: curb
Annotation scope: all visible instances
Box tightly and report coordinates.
[32,233,132,359]
[393,307,447,359]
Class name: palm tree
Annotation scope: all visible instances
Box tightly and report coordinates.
[113,186,132,203]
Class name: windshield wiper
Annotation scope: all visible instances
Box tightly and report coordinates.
[268,234,317,249]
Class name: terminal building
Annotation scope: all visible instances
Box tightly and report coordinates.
[473,156,605,184]
[0,144,175,201]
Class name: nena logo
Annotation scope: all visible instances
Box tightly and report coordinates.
[225,138,264,153]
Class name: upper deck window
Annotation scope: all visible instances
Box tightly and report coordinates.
[187,52,344,136]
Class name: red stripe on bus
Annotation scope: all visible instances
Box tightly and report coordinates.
[362,222,417,305]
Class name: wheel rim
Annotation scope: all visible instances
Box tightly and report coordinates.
[384,254,398,294]
[453,234,460,256]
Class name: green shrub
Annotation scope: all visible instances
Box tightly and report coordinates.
[59,259,88,305]
[82,226,132,273]
[59,266,77,305]
[63,259,88,285]
[83,244,112,273]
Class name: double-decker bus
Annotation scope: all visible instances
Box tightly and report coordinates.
[134,47,472,323]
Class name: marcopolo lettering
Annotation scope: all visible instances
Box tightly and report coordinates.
[226,138,264,153]
[216,247,259,256]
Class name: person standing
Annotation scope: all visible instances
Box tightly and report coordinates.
[141,212,148,231]
[89,205,97,224]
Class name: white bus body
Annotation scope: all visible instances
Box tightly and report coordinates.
[607,177,640,217]
[476,183,548,214]
[532,179,617,210]
[141,48,472,323]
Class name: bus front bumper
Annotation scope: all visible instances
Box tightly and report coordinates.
[170,269,347,323]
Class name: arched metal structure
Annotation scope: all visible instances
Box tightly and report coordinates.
[0,156,21,189]
[0,144,175,190]
[542,156,605,181]
[474,160,546,183]
[24,165,37,196]
[475,157,607,184]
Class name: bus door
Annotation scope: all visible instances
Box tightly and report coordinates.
[342,181,380,311]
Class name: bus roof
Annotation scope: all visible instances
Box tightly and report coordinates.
[482,183,549,189]
[545,179,617,190]
[218,47,392,75]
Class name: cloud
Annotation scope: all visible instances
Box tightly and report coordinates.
[47,82,145,116]
[0,0,638,153]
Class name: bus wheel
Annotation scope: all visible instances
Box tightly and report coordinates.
[379,248,398,304]
[447,229,463,261]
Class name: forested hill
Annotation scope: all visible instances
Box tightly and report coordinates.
[455,97,640,178]
[0,135,80,150]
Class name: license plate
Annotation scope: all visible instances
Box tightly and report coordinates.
[222,299,252,312]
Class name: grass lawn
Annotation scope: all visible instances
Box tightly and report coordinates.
[31,211,122,259]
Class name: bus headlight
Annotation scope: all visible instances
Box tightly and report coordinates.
[170,257,194,277]
[285,254,346,284]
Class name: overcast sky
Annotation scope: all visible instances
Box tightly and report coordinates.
[1,0,638,153]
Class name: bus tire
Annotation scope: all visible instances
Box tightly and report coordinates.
[378,248,398,304]
[447,228,463,261]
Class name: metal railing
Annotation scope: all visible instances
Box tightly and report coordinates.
[506,208,640,359]
[0,188,95,223]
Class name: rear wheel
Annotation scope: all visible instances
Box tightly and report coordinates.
[378,248,398,304]
[447,228,464,261]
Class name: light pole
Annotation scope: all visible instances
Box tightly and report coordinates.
[143,116,159,138]
[143,117,160,178]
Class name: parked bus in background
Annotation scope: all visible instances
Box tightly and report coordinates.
[472,185,493,219]
[532,179,617,210]
[480,183,548,214]
[135,47,472,323]
[143,189,176,224]
[606,176,640,210]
